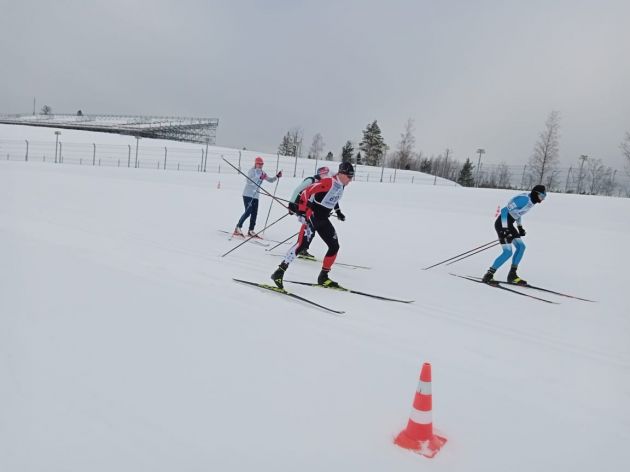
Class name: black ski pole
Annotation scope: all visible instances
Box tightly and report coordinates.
[222,158,291,206]
[222,212,290,257]
[444,241,501,266]
[422,240,498,270]
[266,231,299,252]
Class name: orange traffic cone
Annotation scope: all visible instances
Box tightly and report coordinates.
[394,362,447,458]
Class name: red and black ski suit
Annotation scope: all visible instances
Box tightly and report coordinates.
[284,175,346,270]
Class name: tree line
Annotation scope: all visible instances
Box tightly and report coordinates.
[278,113,630,197]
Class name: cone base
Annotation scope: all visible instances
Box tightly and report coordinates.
[394,431,447,458]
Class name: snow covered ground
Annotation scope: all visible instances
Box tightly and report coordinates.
[1,137,629,471]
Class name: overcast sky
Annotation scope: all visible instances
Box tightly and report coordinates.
[1,0,629,169]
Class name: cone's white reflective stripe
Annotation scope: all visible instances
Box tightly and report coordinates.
[416,380,432,395]
[409,408,433,425]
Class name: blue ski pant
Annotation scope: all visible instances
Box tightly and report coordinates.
[491,214,526,269]
[236,196,259,231]
[491,239,526,270]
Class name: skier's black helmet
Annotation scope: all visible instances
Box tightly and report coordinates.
[530,184,546,203]
[338,161,355,178]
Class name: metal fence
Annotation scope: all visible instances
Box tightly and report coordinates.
[473,162,630,197]
[0,138,457,186]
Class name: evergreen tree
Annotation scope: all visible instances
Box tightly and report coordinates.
[278,133,291,155]
[355,151,362,165]
[458,158,474,186]
[278,129,302,157]
[419,157,432,173]
[341,141,354,163]
[325,151,333,160]
[359,120,386,166]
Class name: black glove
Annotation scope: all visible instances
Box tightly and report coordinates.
[517,225,526,237]
[500,227,513,243]
[335,209,346,221]
[276,170,283,178]
[287,202,299,215]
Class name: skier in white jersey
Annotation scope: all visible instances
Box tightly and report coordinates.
[233,156,282,238]
[271,162,354,289]
[482,184,547,285]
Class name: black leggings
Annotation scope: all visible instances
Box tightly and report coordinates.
[494,214,520,244]
[295,215,339,258]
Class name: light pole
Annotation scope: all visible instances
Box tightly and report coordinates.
[54,131,61,163]
[379,145,389,183]
[475,148,485,187]
[135,136,141,168]
[577,154,588,194]
[204,138,209,172]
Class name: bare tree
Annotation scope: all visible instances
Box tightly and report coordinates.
[289,128,303,157]
[574,155,589,194]
[600,169,617,196]
[393,118,416,169]
[41,105,52,115]
[528,110,561,186]
[586,157,608,194]
[496,162,512,188]
[309,133,325,161]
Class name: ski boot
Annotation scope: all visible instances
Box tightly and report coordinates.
[232,227,244,237]
[317,269,340,288]
[248,230,262,239]
[507,266,527,285]
[298,249,316,261]
[271,262,288,289]
[481,267,497,284]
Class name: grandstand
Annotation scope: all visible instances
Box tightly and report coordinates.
[0,113,219,144]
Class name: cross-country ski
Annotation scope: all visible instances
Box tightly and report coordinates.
[466,277,596,302]
[285,280,414,304]
[233,278,345,315]
[450,274,559,304]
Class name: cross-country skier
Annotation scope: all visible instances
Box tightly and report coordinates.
[233,156,282,238]
[481,184,547,285]
[271,161,354,289]
[289,166,330,260]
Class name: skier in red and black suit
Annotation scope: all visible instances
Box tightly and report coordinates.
[271,161,355,289]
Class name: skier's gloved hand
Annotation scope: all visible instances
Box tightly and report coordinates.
[517,225,526,237]
[276,171,282,178]
[335,210,346,221]
[500,227,513,243]
[288,202,304,216]
[260,172,267,180]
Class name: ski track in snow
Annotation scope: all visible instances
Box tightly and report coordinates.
[2,145,629,472]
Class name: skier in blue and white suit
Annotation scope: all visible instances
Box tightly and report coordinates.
[482,185,547,285]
